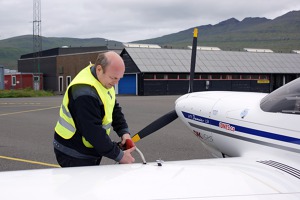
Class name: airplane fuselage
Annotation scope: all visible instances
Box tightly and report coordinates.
[175,91,300,161]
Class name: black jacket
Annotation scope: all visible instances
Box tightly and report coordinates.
[54,67,129,161]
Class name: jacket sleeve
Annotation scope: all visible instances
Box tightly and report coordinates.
[70,85,123,161]
[112,100,130,137]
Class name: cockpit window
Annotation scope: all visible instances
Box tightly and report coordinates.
[260,78,300,114]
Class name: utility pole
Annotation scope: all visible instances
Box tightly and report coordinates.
[33,0,42,90]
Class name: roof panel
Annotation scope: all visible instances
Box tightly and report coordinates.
[170,65,181,72]
[165,59,175,66]
[137,64,148,72]
[221,66,231,72]
[124,47,300,73]
[142,59,152,66]
[133,58,143,65]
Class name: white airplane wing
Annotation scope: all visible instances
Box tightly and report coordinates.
[0,157,299,200]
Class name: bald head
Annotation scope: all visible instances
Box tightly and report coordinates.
[95,51,125,89]
[94,51,125,72]
[104,51,125,73]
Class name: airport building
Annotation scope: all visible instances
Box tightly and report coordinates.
[18,46,300,95]
[4,72,43,90]
[120,47,300,95]
[18,46,109,94]
[0,65,4,90]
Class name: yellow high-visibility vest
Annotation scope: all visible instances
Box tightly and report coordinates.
[54,64,115,148]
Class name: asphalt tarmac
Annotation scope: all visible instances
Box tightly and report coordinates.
[0,95,213,172]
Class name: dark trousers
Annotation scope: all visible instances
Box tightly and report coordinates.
[54,148,102,167]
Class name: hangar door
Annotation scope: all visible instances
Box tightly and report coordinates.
[118,74,137,95]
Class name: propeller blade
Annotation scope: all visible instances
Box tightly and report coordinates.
[131,110,178,142]
[132,29,198,142]
[188,28,198,93]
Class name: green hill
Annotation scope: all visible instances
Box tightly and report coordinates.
[0,36,122,69]
[134,10,300,52]
[1,10,300,70]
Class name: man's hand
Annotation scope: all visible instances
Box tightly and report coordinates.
[119,146,136,164]
[121,133,131,144]
[118,133,136,164]
[121,133,135,149]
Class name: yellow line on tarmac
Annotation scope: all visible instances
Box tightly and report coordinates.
[0,155,60,168]
[0,106,60,116]
[0,102,41,105]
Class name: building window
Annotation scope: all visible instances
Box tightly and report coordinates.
[179,74,188,79]
[241,75,251,79]
[260,75,269,80]
[155,74,165,79]
[144,74,155,79]
[194,74,200,79]
[12,76,16,86]
[201,74,209,79]
[58,76,63,92]
[251,75,259,79]
[211,74,221,79]
[59,66,64,74]
[33,76,40,82]
[232,75,240,79]
[167,74,178,79]
[66,76,71,88]
[221,75,227,79]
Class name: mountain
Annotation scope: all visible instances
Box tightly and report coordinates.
[133,10,300,51]
[1,10,300,69]
[0,36,123,69]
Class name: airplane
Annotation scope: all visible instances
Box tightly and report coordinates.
[0,29,299,199]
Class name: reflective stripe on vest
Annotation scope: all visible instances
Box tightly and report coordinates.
[56,104,76,133]
[62,104,72,118]
[54,64,116,147]
[102,123,112,130]
[58,116,75,133]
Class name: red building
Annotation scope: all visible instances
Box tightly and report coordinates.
[4,73,43,90]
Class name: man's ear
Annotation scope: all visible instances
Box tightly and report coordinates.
[96,65,102,72]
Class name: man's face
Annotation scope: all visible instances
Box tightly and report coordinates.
[96,64,124,89]
[96,52,126,89]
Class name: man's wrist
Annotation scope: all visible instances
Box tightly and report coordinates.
[115,150,124,162]
[118,128,130,137]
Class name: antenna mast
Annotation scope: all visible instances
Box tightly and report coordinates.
[33,0,42,89]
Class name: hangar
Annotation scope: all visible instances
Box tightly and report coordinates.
[18,46,300,95]
[120,47,300,95]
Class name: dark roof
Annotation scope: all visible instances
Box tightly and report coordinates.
[124,47,300,73]
[20,46,108,59]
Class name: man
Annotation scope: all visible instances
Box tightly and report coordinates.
[53,51,135,167]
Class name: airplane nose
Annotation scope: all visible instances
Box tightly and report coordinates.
[175,92,225,157]
[175,92,220,114]
[175,94,190,105]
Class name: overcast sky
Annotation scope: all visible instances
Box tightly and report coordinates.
[1,0,300,42]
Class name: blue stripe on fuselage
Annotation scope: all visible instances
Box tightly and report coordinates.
[181,111,300,145]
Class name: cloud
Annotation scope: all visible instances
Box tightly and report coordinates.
[1,0,300,42]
